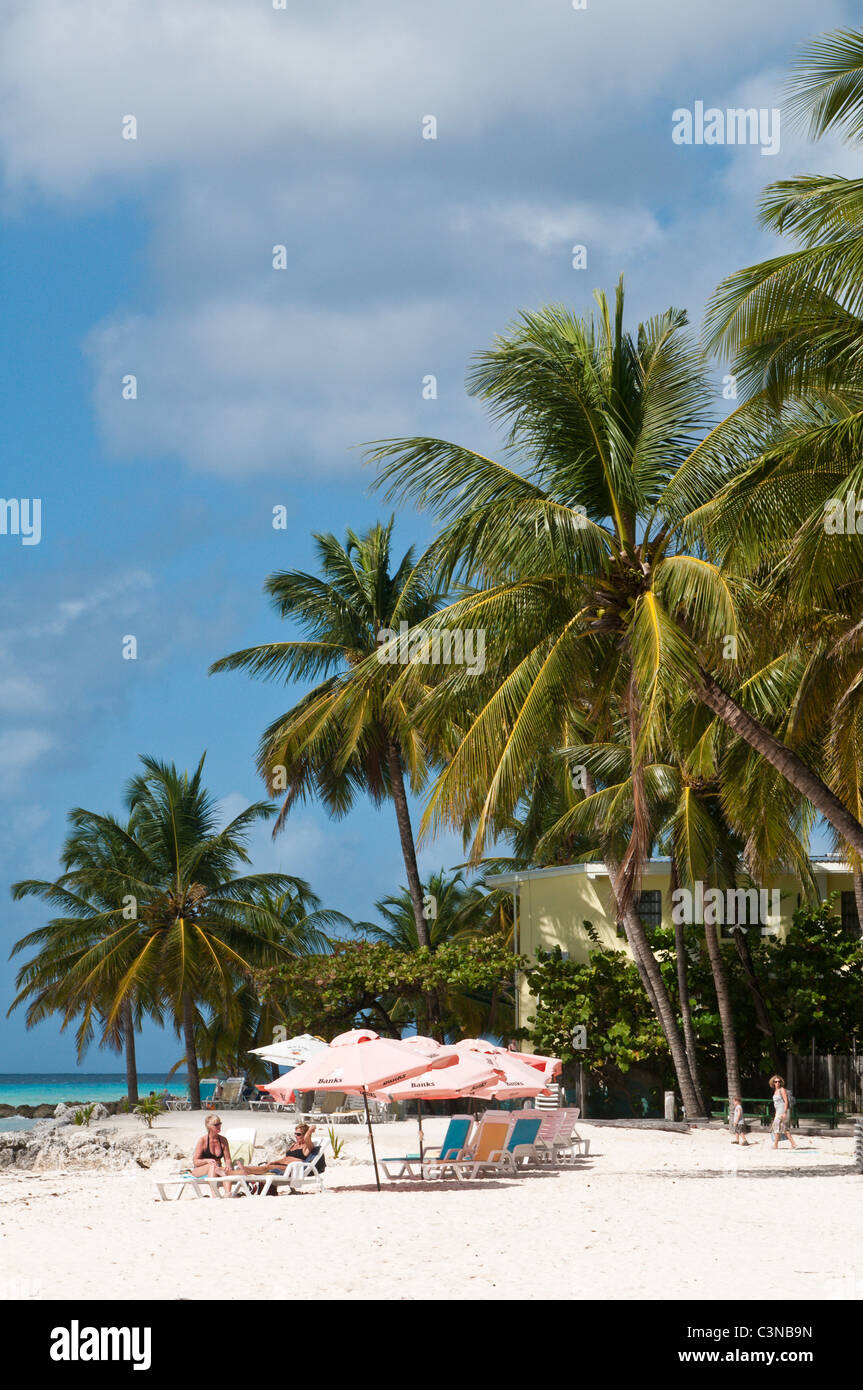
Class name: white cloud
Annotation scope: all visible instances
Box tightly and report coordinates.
[0,675,50,713]
[0,0,855,477]
[0,729,55,795]
[84,297,472,477]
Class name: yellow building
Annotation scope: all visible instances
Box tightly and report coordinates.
[487,858,859,1037]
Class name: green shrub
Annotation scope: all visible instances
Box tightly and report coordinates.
[133,1097,163,1129]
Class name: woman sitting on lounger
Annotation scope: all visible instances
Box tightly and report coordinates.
[241,1124,324,1189]
[191,1115,241,1194]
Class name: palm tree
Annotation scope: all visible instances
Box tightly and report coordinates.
[210,520,448,949]
[363,284,863,1111]
[704,26,863,933]
[368,285,863,865]
[10,814,159,1105]
[12,755,310,1108]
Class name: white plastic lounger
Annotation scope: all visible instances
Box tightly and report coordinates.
[154,1171,254,1201]
[254,1148,326,1195]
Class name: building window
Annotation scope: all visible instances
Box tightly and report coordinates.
[616,890,662,938]
[637,890,662,929]
[841,891,861,940]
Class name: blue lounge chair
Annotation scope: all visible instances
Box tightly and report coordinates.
[381,1114,474,1180]
[498,1114,545,1171]
[198,1078,220,1109]
[442,1113,545,1180]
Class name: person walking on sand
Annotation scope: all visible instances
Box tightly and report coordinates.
[769,1075,797,1151]
[730,1096,750,1146]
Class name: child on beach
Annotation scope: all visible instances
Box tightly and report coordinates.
[730,1096,750,1145]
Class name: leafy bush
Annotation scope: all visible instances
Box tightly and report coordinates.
[73,1104,95,1127]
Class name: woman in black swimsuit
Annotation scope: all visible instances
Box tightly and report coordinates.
[242,1124,322,1192]
[192,1115,240,1195]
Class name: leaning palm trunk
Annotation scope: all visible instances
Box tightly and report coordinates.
[120,997,139,1105]
[731,926,782,1074]
[612,881,704,1118]
[696,672,863,859]
[702,919,742,1102]
[182,992,201,1110]
[853,866,863,941]
[673,920,706,1115]
[385,736,431,950]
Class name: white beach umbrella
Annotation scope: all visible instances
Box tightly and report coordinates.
[248,1034,328,1068]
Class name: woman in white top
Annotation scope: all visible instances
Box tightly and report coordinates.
[769,1075,797,1150]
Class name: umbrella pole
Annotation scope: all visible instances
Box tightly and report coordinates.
[362,1087,381,1192]
[418,1098,424,1183]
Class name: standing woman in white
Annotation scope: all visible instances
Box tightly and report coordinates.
[769,1076,797,1151]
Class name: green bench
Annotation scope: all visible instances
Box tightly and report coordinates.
[710,1096,846,1129]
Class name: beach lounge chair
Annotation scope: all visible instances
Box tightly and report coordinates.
[296,1090,344,1123]
[535,1108,578,1164]
[381,1114,474,1181]
[494,1114,545,1171]
[153,1126,257,1200]
[434,1113,515,1181]
[199,1078,221,1108]
[217,1077,246,1110]
[154,1171,255,1200]
[255,1147,327,1196]
[556,1107,589,1159]
[223,1127,256,1165]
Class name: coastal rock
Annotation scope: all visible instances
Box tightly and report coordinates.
[0,1133,31,1168]
[0,1128,185,1171]
[51,1101,111,1127]
[259,1132,292,1161]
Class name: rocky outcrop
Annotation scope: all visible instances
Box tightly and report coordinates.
[52,1102,110,1125]
[0,1099,129,1120]
[0,1126,186,1172]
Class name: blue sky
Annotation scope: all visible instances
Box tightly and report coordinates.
[0,0,855,1071]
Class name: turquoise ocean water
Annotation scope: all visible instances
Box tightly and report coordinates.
[0,1073,189,1108]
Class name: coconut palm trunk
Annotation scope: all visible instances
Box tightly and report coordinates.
[853,867,863,941]
[731,925,782,1073]
[670,860,706,1115]
[702,918,742,1102]
[612,881,704,1118]
[120,997,139,1104]
[385,736,431,950]
[183,992,201,1110]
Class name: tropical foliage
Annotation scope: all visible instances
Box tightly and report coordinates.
[254,936,521,1043]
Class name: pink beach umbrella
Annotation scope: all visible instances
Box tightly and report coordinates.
[516,1049,563,1081]
[455,1040,554,1102]
[375,1040,503,1170]
[261,1028,457,1189]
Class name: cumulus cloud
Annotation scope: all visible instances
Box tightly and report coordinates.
[0,0,855,478]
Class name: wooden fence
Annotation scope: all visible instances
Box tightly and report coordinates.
[785,1050,863,1111]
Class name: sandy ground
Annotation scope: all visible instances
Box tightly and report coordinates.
[1,1110,861,1301]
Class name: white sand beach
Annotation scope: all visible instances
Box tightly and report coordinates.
[1,1111,861,1301]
